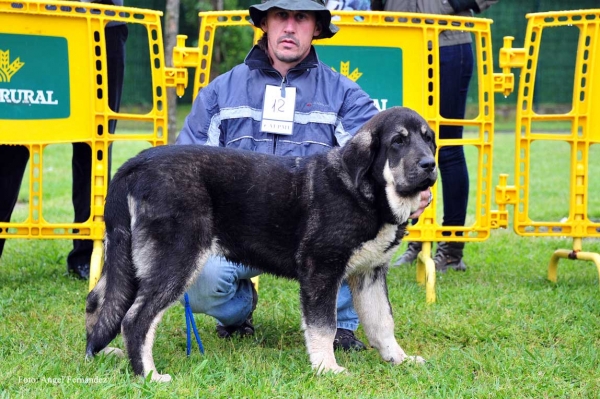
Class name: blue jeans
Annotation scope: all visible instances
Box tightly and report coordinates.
[182,256,359,331]
[438,43,473,229]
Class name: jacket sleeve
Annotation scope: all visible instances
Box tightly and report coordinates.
[335,87,379,146]
[448,0,498,14]
[176,87,219,146]
[474,0,498,13]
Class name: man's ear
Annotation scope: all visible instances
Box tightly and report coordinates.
[313,21,322,38]
[261,18,268,33]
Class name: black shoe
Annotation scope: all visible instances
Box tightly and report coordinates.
[68,263,90,280]
[393,241,422,267]
[67,239,93,279]
[216,318,255,338]
[216,280,258,338]
[434,242,467,273]
[333,328,366,351]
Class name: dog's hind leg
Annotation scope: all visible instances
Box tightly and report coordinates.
[299,274,345,374]
[348,267,425,365]
[121,297,171,382]
[122,244,212,382]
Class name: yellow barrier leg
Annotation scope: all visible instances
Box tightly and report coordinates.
[416,242,426,285]
[416,241,436,303]
[548,249,600,285]
[547,249,569,283]
[251,276,259,292]
[88,240,104,292]
[577,252,600,285]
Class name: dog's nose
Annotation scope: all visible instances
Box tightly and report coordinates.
[418,157,436,172]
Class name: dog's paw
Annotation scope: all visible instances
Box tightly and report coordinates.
[385,351,426,365]
[99,347,125,358]
[406,355,426,364]
[148,372,172,383]
[316,364,347,375]
[310,351,346,375]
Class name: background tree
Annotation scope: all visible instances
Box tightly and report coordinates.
[124,0,254,143]
[165,0,180,144]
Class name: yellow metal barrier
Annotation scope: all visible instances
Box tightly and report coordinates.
[0,0,186,290]
[173,10,502,302]
[495,9,600,283]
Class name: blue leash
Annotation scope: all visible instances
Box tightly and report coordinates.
[184,293,204,355]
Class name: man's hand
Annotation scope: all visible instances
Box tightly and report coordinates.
[409,188,433,219]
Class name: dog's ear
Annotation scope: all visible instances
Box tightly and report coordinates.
[341,127,380,187]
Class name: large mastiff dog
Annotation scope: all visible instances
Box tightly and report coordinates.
[85,106,437,381]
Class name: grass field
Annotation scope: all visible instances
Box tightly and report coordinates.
[1,112,599,398]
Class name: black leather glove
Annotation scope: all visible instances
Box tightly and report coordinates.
[448,0,481,13]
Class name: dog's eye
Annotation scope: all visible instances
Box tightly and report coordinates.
[391,136,404,147]
[423,134,432,143]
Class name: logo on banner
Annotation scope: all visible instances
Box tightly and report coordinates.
[317,46,403,112]
[0,50,25,82]
[332,61,363,83]
[0,34,70,120]
[0,50,58,105]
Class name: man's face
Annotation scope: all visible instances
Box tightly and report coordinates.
[261,8,322,66]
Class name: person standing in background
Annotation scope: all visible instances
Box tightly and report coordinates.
[371,0,498,272]
[0,0,127,280]
[326,0,371,11]
[67,0,128,279]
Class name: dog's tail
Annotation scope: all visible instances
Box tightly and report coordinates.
[85,172,137,358]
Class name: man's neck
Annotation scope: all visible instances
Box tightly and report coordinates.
[265,48,312,77]
[271,60,297,77]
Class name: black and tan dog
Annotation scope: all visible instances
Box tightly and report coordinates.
[85,106,437,382]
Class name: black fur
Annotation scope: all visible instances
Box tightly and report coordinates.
[85,106,437,380]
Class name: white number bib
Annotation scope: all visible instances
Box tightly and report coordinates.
[260,85,296,135]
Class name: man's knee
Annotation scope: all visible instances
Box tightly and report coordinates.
[181,257,240,313]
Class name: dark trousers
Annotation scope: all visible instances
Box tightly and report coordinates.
[0,24,128,263]
[0,146,29,257]
[437,43,473,229]
[67,24,128,269]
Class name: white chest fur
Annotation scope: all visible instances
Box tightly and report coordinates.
[345,224,399,276]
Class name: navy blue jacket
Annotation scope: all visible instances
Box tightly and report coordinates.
[176,45,378,157]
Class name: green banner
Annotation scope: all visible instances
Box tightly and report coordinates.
[0,33,70,120]
[315,45,402,111]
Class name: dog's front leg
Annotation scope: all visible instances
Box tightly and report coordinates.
[348,267,425,365]
[299,278,345,374]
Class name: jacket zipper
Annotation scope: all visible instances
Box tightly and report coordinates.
[267,63,311,154]
[272,74,288,155]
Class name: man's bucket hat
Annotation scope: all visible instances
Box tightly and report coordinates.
[249,0,339,39]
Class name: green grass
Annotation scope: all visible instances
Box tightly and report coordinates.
[1,118,600,397]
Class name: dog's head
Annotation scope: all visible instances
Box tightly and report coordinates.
[341,107,437,219]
